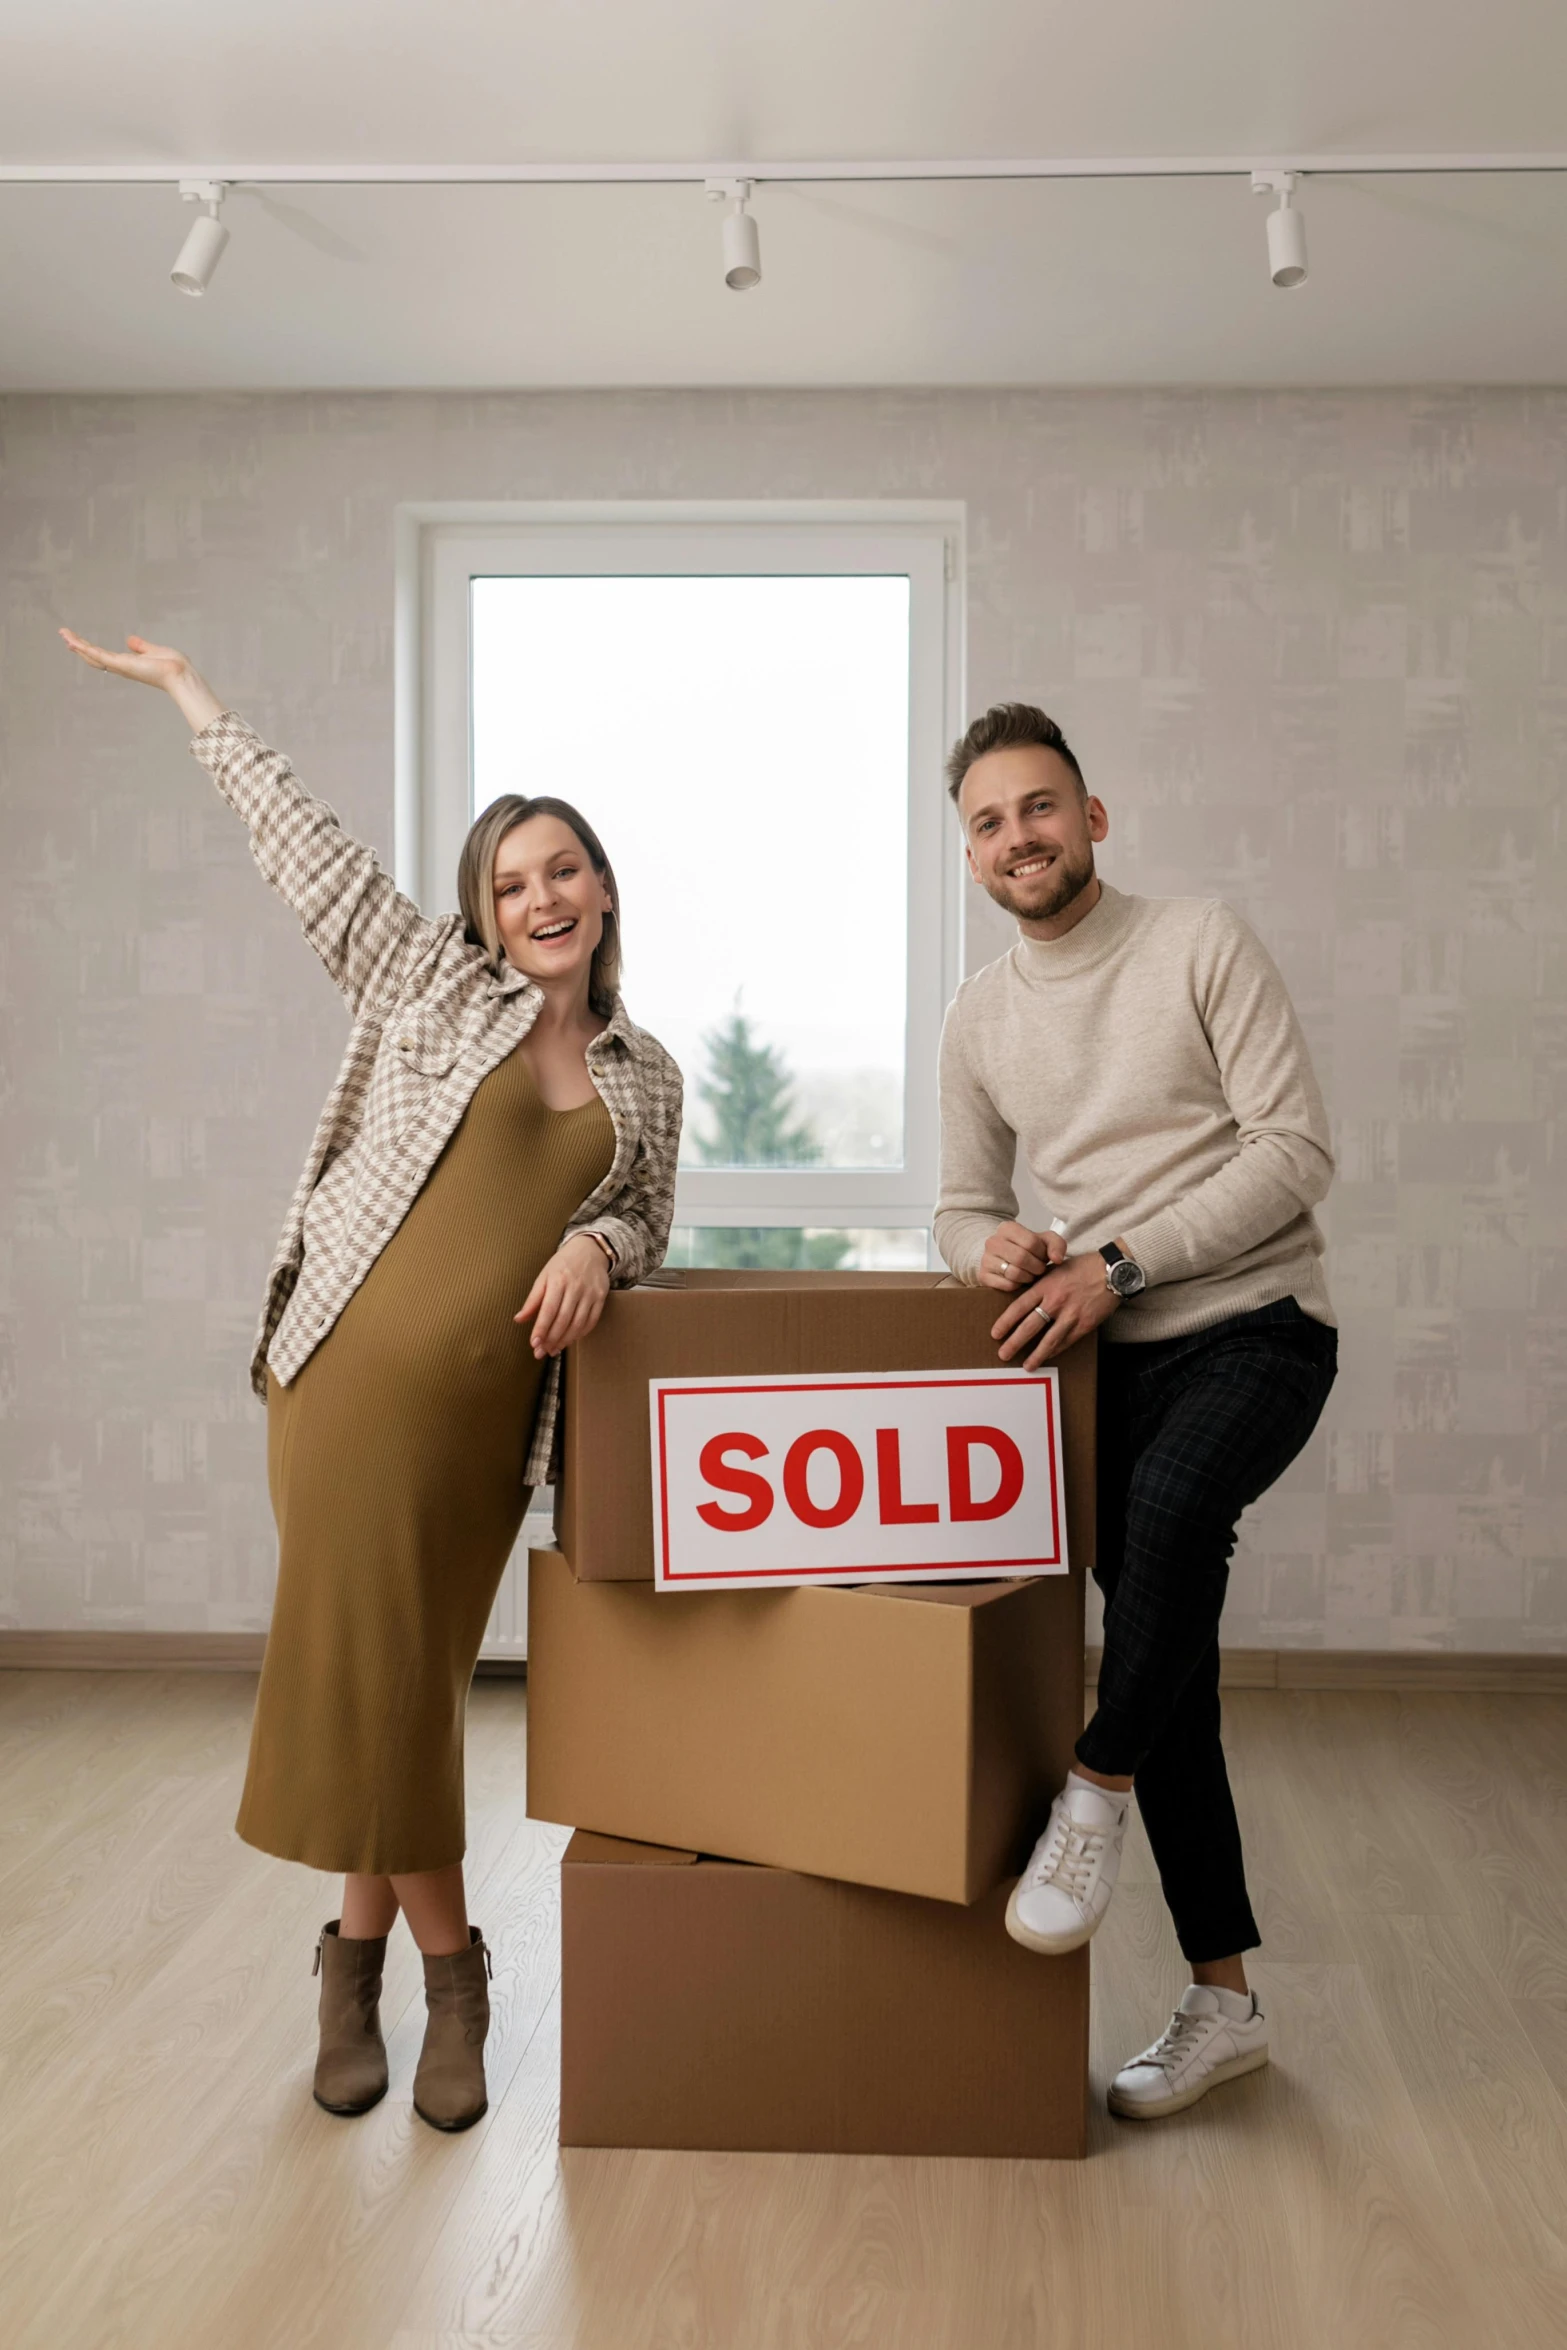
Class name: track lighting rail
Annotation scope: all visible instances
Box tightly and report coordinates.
[5,152,1567,187]
[10,151,1563,300]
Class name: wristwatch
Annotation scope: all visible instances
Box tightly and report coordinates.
[1099,1242,1147,1298]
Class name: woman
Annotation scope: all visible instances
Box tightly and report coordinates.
[60,627,682,2131]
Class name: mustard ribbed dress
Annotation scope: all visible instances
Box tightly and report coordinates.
[237,1047,615,1876]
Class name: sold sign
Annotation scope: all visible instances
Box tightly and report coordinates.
[649,1368,1068,1592]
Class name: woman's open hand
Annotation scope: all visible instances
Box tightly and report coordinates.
[60,629,188,689]
[59,630,225,732]
[514,1232,613,1360]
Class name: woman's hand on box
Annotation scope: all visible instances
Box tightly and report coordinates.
[515,1233,613,1359]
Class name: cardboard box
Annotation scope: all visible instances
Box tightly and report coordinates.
[560,1830,1089,2159]
[526,1542,1086,1902]
[559,1271,1083,1582]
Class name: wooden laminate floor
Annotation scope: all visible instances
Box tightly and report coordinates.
[1,1671,1564,2350]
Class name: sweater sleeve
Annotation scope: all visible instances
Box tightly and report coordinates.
[933,991,1021,1283]
[1117,904,1334,1287]
[190,713,441,1019]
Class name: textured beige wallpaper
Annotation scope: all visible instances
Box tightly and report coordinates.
[1,387,1561,1651]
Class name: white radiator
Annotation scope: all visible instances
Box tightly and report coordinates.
[478,1496,555,1663]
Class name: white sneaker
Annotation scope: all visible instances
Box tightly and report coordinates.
[1107,1985,1270,2119]
[1004,1776,1129,1954]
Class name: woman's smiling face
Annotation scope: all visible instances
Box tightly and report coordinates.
[491,814,613,992]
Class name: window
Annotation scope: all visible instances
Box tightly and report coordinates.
[402,503,962,1249]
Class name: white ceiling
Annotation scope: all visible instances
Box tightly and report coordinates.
[2,0,1566,390]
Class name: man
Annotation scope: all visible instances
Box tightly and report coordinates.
[935,702,1337,2122]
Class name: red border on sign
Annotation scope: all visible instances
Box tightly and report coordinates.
[654,1374,1063,1583]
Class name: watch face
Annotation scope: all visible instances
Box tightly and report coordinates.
[1109,1258,1146,1297]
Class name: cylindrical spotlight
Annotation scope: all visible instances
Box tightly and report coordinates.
[1266,198,1307,288]
[1252,169,1307,289]
[171,182,230,297]
[706,178,761,292]
[722,203,761,291]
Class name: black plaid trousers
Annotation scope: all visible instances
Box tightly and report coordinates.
[1076,1297,1338,1963]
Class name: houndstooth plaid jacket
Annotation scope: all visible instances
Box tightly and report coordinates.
[190,713,683,1485]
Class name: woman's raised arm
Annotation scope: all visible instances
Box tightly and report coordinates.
[60,629,440,1017]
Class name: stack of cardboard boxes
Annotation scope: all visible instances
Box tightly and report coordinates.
[526,1270,1093,2159]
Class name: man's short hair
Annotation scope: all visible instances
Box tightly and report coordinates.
[945,703,1086,805]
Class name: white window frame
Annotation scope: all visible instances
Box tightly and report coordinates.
[395,499,965,1234]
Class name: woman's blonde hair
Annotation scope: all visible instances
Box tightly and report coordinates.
[457,796,622,1018]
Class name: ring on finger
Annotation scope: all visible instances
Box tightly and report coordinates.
[1032,1304,1052,1327]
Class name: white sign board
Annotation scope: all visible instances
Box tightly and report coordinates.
[650,1367,1068,1593]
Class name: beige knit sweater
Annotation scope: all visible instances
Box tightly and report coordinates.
[934,883,1335,1341]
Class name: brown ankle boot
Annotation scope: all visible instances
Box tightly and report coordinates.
[412,1928,492,2132]
[312,1920,389,2116]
